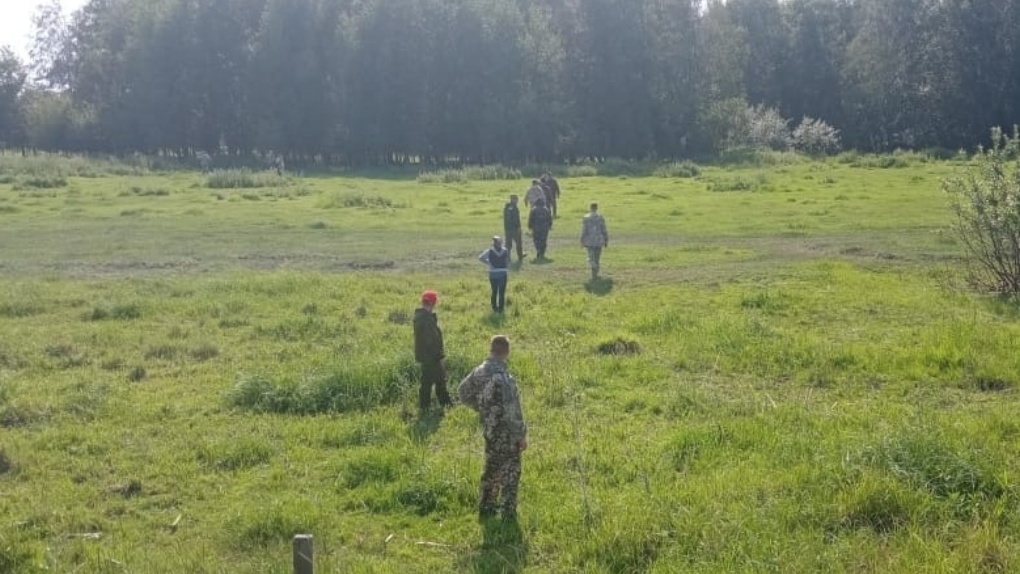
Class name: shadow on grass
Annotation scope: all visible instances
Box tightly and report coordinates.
[408,409,444,444]
[585,277,614,296]
[467,517,527,574]
[531,257,555,266]
[483,312,507,328]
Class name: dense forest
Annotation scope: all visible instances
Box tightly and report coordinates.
[0,0,1018,164]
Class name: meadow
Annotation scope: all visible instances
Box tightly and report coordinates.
[2,152,1020,573]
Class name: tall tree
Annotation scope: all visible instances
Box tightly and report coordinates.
[0,47,27,147]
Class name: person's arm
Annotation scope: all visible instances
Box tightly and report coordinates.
[479,249,491,267]
[601,217,609,246]
[504,376,527,445]
[422,315,443,360]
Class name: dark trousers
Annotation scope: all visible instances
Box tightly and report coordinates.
[419,360,450,409]
[504,228,524,260]
[533,230,550,258]
[489,274,507,312]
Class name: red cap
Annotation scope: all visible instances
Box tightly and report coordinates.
[421,290,438,305]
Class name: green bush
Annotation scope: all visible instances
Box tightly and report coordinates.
[416,164,521,184]
[654,160,701,178]
[12,174,68,190]
[566,164,599,177]
[206,168,289,189]
[944,127,1020,294]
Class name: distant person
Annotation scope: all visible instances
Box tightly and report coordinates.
[528,197,554,260]
[479,236,511,313]
[458,335,527,521]
[540,173,560,218]
[413,290,452,412]
[503,194,526,262]
[580,202,609,280]
[274,154,285,176]
[524,179,545,208]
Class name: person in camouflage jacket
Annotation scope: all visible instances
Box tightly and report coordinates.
[458,335,528,521]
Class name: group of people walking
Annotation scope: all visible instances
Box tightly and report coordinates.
[410,172,611,523]
[481,173,610,313]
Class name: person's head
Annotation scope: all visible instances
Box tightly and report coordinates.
[492,235,502,249]
[532,179,540,186]
[421,290,438,310]
[589,202,599,213]
[509,194,519,206]
[535,197,545,207]
[541,173,551,181]
[490,335,511,360]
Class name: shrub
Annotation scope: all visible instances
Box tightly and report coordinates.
[745,105,792,151]
[944,126,1020,294]
[654,161,701,178]
[792,117,841,156]
[462,164,522,181]
[566,164,599,178]
[13,174,68,190]
[206,168,288,189]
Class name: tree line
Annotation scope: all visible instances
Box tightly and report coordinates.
[0,0,1018,165]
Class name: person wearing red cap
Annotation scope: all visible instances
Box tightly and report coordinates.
[413,290,451,411]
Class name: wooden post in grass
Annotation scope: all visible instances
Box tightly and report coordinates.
[293,534,314,574]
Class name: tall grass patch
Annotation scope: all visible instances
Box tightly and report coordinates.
[227,356,422,414]
[416,164,521,183]
[205,168,289,189]
[197,438,274,471]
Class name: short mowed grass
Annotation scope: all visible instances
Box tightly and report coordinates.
[3,153,1020,572]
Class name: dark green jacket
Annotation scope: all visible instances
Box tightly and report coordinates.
[528,205,553,233]
[504,203,522,232]
[413,308,444,363]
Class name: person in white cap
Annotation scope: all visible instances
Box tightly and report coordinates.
[479,236,511,313]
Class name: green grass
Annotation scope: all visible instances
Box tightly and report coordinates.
[4,154,1020,572]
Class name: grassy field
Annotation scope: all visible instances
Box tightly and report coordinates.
[3,153,1020,573]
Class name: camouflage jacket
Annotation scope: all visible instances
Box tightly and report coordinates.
[525,185,546,207]
[459,358,527,444]
[581,212,608,247]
